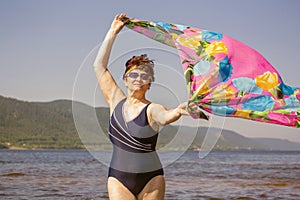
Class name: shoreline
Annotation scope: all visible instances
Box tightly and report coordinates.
[2,147,300,153]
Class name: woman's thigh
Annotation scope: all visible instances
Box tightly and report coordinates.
[107,177,137,200]
[137,175,165,200]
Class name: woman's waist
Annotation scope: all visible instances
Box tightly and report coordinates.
[110,146,162,173]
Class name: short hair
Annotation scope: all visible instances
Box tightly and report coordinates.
[123,54,155,81]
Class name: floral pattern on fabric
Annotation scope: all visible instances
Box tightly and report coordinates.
[125,18,300,128]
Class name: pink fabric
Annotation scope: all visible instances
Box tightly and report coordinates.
[125,18,300,128]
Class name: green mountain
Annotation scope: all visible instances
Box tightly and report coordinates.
[0,95,299,150]
[0,96,82,149]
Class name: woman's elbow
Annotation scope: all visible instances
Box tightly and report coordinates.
[159,121,168,126]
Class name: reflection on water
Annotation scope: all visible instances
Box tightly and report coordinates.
[0,150,300,200]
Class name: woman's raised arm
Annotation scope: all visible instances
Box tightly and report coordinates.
[93,14,128,110]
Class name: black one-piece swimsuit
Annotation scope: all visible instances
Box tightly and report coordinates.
[108,98,164,196]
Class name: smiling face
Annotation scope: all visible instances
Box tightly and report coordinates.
[124,68,152,92]
[123,54,155,94]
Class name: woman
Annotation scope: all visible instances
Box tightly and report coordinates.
[93,13,190,200]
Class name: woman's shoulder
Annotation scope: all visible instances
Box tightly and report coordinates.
[147,102,166,114]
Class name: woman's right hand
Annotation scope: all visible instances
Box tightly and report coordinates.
[110,13,129,35]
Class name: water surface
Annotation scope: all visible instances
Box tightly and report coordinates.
[1,150,300,199]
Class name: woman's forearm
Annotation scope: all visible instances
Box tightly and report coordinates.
[93,14,128,77]
[93,29,118,75]
[164,108,182,125]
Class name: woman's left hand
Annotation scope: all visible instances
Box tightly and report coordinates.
[177,102,190,116]
[177,101,210,120]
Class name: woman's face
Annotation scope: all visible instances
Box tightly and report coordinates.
[124,69,151,92]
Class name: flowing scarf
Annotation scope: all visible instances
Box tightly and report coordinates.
[124,18,300,128]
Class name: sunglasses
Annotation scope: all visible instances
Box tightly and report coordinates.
[126,72,151,81]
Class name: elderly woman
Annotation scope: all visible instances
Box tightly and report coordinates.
[93,13,190,200]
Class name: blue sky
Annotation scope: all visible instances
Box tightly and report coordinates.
[1,0,299,142]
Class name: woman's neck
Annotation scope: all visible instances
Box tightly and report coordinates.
[126,91,147,104]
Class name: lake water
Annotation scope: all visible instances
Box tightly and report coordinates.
[0,150,300,200]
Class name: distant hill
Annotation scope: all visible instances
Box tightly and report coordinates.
[0,95,83,149]
[1,95,300,150]
[252,138,300,151]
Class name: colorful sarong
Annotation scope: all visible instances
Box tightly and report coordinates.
[125,18,300,128]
